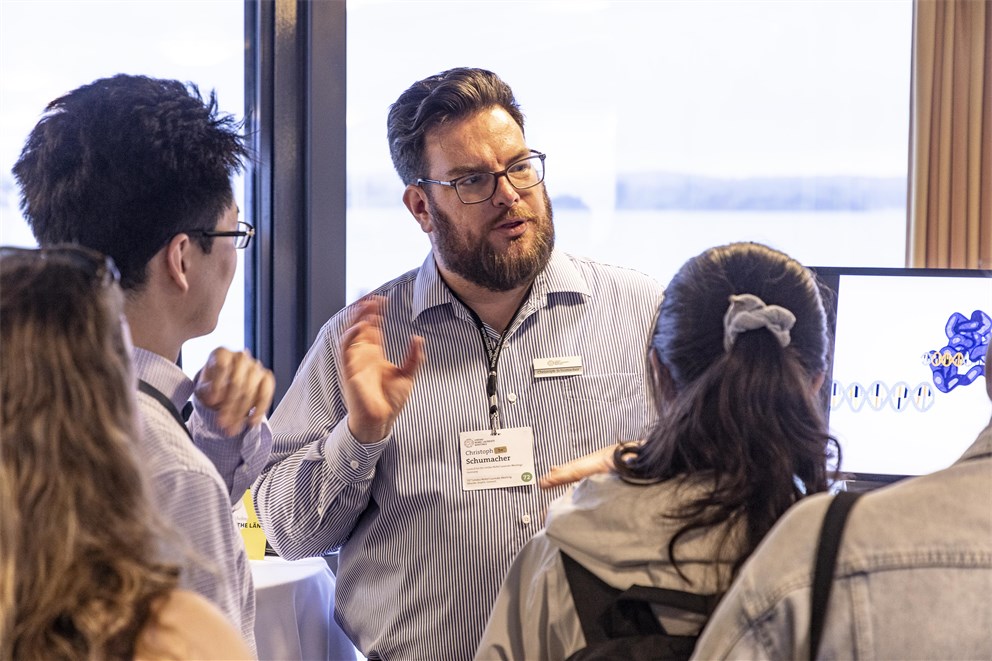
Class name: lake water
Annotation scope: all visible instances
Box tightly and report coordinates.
[346,207,907,301]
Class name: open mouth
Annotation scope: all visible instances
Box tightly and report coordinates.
[494,215,530,231]
[492,218,528,239]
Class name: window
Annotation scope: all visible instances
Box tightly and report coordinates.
[345,0,912,298]
[0,0,246,377]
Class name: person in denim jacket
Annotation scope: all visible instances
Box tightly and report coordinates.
[693,341,992,660]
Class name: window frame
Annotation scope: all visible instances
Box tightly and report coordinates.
[246,0,346,404]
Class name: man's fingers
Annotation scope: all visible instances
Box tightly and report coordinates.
[400,336,426,378]
[538,464,584,489]
[194,348,274,435]
[248,370,276,427]
[216,353,258,432]
[221,364,273,433]
[195,358,231,407]
[538,444,619,489]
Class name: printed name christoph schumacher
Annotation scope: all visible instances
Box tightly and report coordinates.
[465,449,511,464]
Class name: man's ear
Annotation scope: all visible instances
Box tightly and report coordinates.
[403,184,433,233]
[163,233,191,293]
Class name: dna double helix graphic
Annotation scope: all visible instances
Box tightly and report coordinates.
[927,309,990,394]
[831,380,935,413]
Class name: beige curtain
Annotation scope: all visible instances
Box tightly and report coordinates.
[909,0,992,269]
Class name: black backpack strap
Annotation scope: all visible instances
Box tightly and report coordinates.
[562,551,647,643]
[615,584,722,617]
[561,551,722,643]
[809,490,863,660]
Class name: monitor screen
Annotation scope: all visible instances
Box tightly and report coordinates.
[812,267,991,481]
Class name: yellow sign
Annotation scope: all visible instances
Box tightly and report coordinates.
[237,489,267,560]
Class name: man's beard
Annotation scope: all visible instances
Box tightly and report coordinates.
[429,188,555,292]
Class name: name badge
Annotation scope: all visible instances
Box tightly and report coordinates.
[533,355,583,379]
[460,426,536,491]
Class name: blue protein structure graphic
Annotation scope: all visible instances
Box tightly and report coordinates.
[926,309,990,394]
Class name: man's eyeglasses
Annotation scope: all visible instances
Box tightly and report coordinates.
[0,244,121,287]
[417,150,546,205]
[184,221,255,249]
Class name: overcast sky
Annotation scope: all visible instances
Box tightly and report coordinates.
[347,0,911,178]
[1,0,911,236]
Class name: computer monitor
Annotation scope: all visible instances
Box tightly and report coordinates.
[811,266,991,487]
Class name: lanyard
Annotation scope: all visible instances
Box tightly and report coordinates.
[449,285,532,435]
[138,379,194,441]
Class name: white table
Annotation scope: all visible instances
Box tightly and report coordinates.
[251,556,358,661]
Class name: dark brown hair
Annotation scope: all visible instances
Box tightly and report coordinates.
[387,67,524,185]
[616,241,839,585]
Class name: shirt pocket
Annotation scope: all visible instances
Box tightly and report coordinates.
[559,372,648,450]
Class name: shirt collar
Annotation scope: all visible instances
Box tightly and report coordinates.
[410,248,592,323]
[131,346,196,410]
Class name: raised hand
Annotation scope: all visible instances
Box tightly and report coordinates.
[194,347,276,436]
[340,296,425,444]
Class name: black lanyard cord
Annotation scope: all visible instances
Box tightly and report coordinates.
[447,284,533,435]
[137,379,194,441]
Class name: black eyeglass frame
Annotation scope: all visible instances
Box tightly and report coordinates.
[416,150,547,205]
[0,244,121,287]
[183,221,256,249]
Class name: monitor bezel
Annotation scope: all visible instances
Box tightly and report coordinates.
[809,265,992,485]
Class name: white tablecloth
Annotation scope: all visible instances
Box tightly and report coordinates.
[251,556,357,661]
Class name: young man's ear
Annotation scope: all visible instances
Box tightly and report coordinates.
[403,184,433,234]
[162,232,191,293]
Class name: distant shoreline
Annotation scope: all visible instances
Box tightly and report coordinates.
[346,172,907,212]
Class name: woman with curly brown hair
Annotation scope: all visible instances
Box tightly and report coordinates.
[0,245,250,661]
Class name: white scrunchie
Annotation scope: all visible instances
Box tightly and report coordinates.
[723,293,796,351]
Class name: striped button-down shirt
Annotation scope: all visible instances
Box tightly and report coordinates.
[134,348,272,653]
[254,250,663,660]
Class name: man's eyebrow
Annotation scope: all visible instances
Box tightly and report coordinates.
[445,164,484,178]
[444,151,532,179]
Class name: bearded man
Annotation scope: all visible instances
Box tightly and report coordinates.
[254,67,663,661]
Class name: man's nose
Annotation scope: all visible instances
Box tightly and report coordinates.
[490,174,520,207]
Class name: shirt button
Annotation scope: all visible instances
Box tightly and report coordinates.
[507,392,517,403]
[350,460,360,470]
[521,513,532,525]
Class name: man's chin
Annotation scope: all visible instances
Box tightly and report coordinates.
[481,251,553,292]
